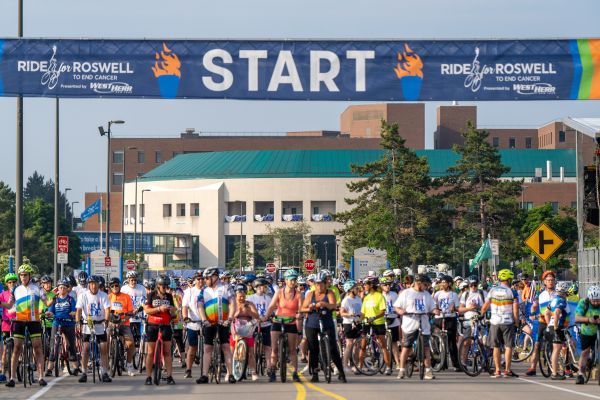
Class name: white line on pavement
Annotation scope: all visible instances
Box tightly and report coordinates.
[27,375,67,400]
[518,377,600,400]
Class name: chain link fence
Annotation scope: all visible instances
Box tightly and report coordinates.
[578,247,600,297]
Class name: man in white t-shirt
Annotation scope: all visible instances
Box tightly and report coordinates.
[393,274,437,380]
[247,278,273,372]
[433,275,460,371]
[182,272,205,379]
[381,277,400,375]
[75,275,111,383]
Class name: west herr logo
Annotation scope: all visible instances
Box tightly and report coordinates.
[90,82,133,94]
[513,83,556,95]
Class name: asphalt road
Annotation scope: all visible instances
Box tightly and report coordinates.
[1,364,599,400]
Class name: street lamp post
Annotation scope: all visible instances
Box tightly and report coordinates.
[133,175,138,257]
[239,201,244,275]
[98,120,125,254]
[141,189,151,271]
[324,241,329,271]
[120,146,137,272]
[71,201,79,230]
[64,188,71,218]
[335,238,341,275]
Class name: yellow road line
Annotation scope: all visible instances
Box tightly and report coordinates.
[288,368,307,400]
[298,371,348,400]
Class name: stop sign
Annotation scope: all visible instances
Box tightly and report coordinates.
[104,256,111,267]
[126,259,136,270]
[304,259,315,271]
[265,263,276,273]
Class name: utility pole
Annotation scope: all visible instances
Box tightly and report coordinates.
[15,0,24,268]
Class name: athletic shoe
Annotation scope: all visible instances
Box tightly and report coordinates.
[575,374,585,384]
[492,371,502,378]
[551,374,566,381]
[39,379,47,386]
[196,375,208,384]
[184,370,192,379]
[565,369,574,378]
[338,373,347,383]
[145,377,152,385]
[127,364,136,377]
[397,368,406,379]
[525,368,536,376]
[228,374,236,384]
[45,369,53,377]
[504,370,519,378]
[292,372,300,382]
[424,370,435,380]
[78,374,87,383]
[102,372,112,383]
[268,370,276,383]
[166,376,175,385]
[310,373,319,383]
[385,367,392,376]
[6,379,15,387]
[252,373,259,381]
[300,365,310,374]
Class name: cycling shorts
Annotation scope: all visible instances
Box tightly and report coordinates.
[146,324,173,342]
[489,324,515,348]
[83,333,107,343]
[271,322,298,334]
[365,324,386,337]
[13,321,42,339]
[203,324,230,346]
[580,333,597,351]
[401,330,430,349]
[186,328,201,347]
[109,325,133,340]
[343,324,361,339]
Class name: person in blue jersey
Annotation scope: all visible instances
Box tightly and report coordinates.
[544,281,570,381]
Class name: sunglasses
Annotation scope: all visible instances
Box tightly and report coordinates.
[110,284,120,288]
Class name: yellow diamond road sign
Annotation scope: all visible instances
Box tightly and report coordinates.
[524,223,564,262]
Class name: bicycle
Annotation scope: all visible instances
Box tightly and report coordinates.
[83,318,105,383]
[316,310,333,383]
[458,315,492,377]
[404,313,428,380]
[130,321,142,370]
[511,323,534,363]
[430,314,450,373]
[272,316,296,383]
[108,313,128,378]
[137,318,148,373]
[151,324,170,386]
[231,319,256,382]
[40,316,52,376]
[50,317,77,377]
[541,325,581,379]
[208,322,228,384]
[3,329,14,380]
[17,322,35,387]
[349,322,384,376]
[253,325,266,376]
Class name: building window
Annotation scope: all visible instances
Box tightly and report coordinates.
[492,137,499,147]
[548,201,559,214]
[112,172,123,186]
[191,203,200,216]
[313,207,319,214]
[130,205,136,220]
[559,130,566,143]
[137,151,145,163]
[509,137,516,149]
[155,151,162,163]
[521,202,534,210]
[571,201,577,209]
[112,151,123,164]
[177,203,186,217]
[163,204,172,217]
[525,137,532,149]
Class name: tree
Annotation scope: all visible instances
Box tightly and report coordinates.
[444,122,522,276]
[0,182,15,254]
[336,120,451,272]
[24,171,73,223]
[254,222,312,268]
[226,240,253,272]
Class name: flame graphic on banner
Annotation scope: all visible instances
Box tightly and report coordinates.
[394,44,423,79]
[152,43,181,78]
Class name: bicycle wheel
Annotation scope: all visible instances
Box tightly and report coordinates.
[109,336,118,377]
[512,329,534,363]
[138,338,146,373]
[232,339,247,382]
[64,340,75,376]
[214,341,222,384]
[279,335,287,383]
[538,339,551,378]
[458,338,484,377]
[153,340,163,385]
[418,334,425,380]
[384,331,393,373]
[543,340,564,377]
[353,336,383,376]
[92,341,97,383]
[53,335,62,377]
[21,342,29,387]
[320,336,332,383]
[118,339,125,376]
[430,334,445,372]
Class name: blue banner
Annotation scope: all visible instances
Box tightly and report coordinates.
[80,199,101,222]
[0,39,599,101]
[76,232,153,254]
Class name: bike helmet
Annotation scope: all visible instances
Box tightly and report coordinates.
[97,276,106,288]
[40,275,53,284]
[234,284,248,293]
[87,275,100,284]
[220,271,232,279]
[382,270,395,278]
[253,278,269,288]
[155,275,171,287]
[587,285,600,301]
[363,276,379,286]
[453,276,463,283]
[245,273,257,283]
[343,280,357,292]
[126,270,137,279]
[68,275,77,288]
[555,281,570,295]
[256,273,265,279]
[459,281,469,290]
[203,267,220,278]
[17,263,34,275]
[297,276,307,285]
[307,274,316,282]
[77,271,89,284]
[380,277,393,285]
[567,282,579,296]
[440,275,454,284]
[467,275,479,285]
[497,269,514,282]
[541,270,556,280]
[4,272,18,283]
[143,279,151,289]
[108,277,121,287]
[284,269,299,280]
[57,278,70,287]
[415,274,431,283]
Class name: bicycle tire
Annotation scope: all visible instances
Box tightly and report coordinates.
[138,338,146,373]
[384,331,393,373]
[418,333,425,381]
[512,329,534,363]
[214,340,222,384]
[92,340,97,383]
[197,335,204,374]
[320,335,332,383]
[354,336,383,376]
[458,338,484,377]
[430,333,445,372]
[118,339,125,376]
[232,339,247,381]
[109,336,118,377]
[153,339,163,385]
[64,343,75,376]
[53,335,62,377]
[21,342,29,387]
[543,340,564,377]
[279,334,287,383]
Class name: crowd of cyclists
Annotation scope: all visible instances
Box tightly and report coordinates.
[0,262,598,390]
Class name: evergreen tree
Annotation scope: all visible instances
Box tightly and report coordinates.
[0,182,15,254]
[336,120,451,272]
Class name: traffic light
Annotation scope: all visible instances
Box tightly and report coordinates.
[584,165,599,225]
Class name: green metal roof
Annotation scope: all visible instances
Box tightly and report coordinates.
[139,149,576,182]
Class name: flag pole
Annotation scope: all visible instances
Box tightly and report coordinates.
[100,195,103,255]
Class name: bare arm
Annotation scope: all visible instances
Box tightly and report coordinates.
[266,290,280,317]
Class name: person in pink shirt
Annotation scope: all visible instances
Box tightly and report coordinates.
[0,273,18,382]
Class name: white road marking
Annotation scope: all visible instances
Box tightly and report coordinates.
[518,377,600,400]
[27,375,67,400]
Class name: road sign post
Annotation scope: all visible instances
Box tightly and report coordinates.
[57,236,69,279]
[126,259,136,270]
[304,259,315,272]
[524,223,564,262]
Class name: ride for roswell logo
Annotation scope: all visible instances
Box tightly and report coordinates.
[393,44,423,101]
[152,43,181,99]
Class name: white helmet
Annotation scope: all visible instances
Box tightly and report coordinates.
[126,271,137,279]
[382,270,395,278]
[587,285,600,301]
[555,281,570,295]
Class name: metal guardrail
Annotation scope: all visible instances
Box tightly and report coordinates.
[578,246,600,297]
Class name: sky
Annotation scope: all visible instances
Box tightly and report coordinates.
[0,0,599,212]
